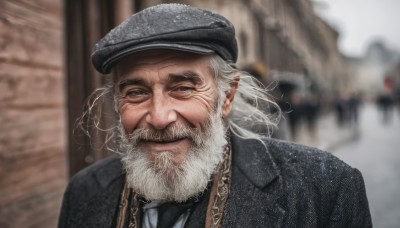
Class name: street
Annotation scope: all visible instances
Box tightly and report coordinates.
[333,103,400,228]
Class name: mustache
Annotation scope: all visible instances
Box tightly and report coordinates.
[126,123,203,146]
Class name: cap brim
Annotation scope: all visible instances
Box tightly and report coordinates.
[101,43,215,74]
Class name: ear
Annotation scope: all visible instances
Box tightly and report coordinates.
[222,77,240,118]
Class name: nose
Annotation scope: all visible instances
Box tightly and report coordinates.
[145,92,177,129]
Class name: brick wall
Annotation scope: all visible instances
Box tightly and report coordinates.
[0,0,67,227]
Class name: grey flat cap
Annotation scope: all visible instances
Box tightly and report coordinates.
[91,4,238,74]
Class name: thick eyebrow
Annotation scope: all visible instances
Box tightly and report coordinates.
[168,71,203,85]
[117,71,203,92]
[118,78,148,92]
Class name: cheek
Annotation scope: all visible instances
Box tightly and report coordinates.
[175,96,217,128]
[119,105,146,133]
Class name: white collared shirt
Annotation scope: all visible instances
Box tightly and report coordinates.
[142,201,191,228]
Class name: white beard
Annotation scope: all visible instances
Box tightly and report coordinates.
[117,110,227,202]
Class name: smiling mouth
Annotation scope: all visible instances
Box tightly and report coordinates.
[143,138,186,144]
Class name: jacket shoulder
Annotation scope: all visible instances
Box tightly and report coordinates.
[68,154,124,192]
[264,138,354,175]
[263,139,371,227]
[59,155,124,228]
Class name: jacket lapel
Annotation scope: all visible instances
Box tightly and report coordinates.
[231,135,279,188]
[222,135,285,227]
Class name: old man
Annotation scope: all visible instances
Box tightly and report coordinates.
[59,4,372,228]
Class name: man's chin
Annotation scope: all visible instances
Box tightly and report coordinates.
[122,149,212,202]
[152,161,183,179]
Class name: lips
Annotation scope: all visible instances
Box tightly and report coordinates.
[140,138,190,152]
[145,138,185,144]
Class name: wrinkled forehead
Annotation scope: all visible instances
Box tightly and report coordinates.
[112,49,215,81]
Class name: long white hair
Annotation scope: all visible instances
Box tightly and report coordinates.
[209,55,281,140]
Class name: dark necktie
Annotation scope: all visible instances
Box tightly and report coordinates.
[156,201,194,228]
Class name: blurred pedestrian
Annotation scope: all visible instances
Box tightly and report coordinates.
[303,95,320,137]
[348,93,361,126]
[377,92,394,124]
[335,93,348,126]
[288,91,304,140]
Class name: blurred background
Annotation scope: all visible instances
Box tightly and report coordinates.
[0,0,399,227]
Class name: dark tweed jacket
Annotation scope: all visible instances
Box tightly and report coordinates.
[58,136,372,228]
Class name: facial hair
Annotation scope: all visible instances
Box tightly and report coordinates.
[117,110,227,202]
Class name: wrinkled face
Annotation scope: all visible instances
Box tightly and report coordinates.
[115,50,228,167]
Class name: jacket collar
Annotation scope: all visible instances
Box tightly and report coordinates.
[225,134,285,227]
[231,134,280,189]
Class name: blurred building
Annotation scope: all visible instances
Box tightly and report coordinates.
[167,0,348,106]
[345,40,400,101]
[0,0,66,227]
[0,0,350,227]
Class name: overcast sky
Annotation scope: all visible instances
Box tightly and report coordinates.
[315,0,400,57]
